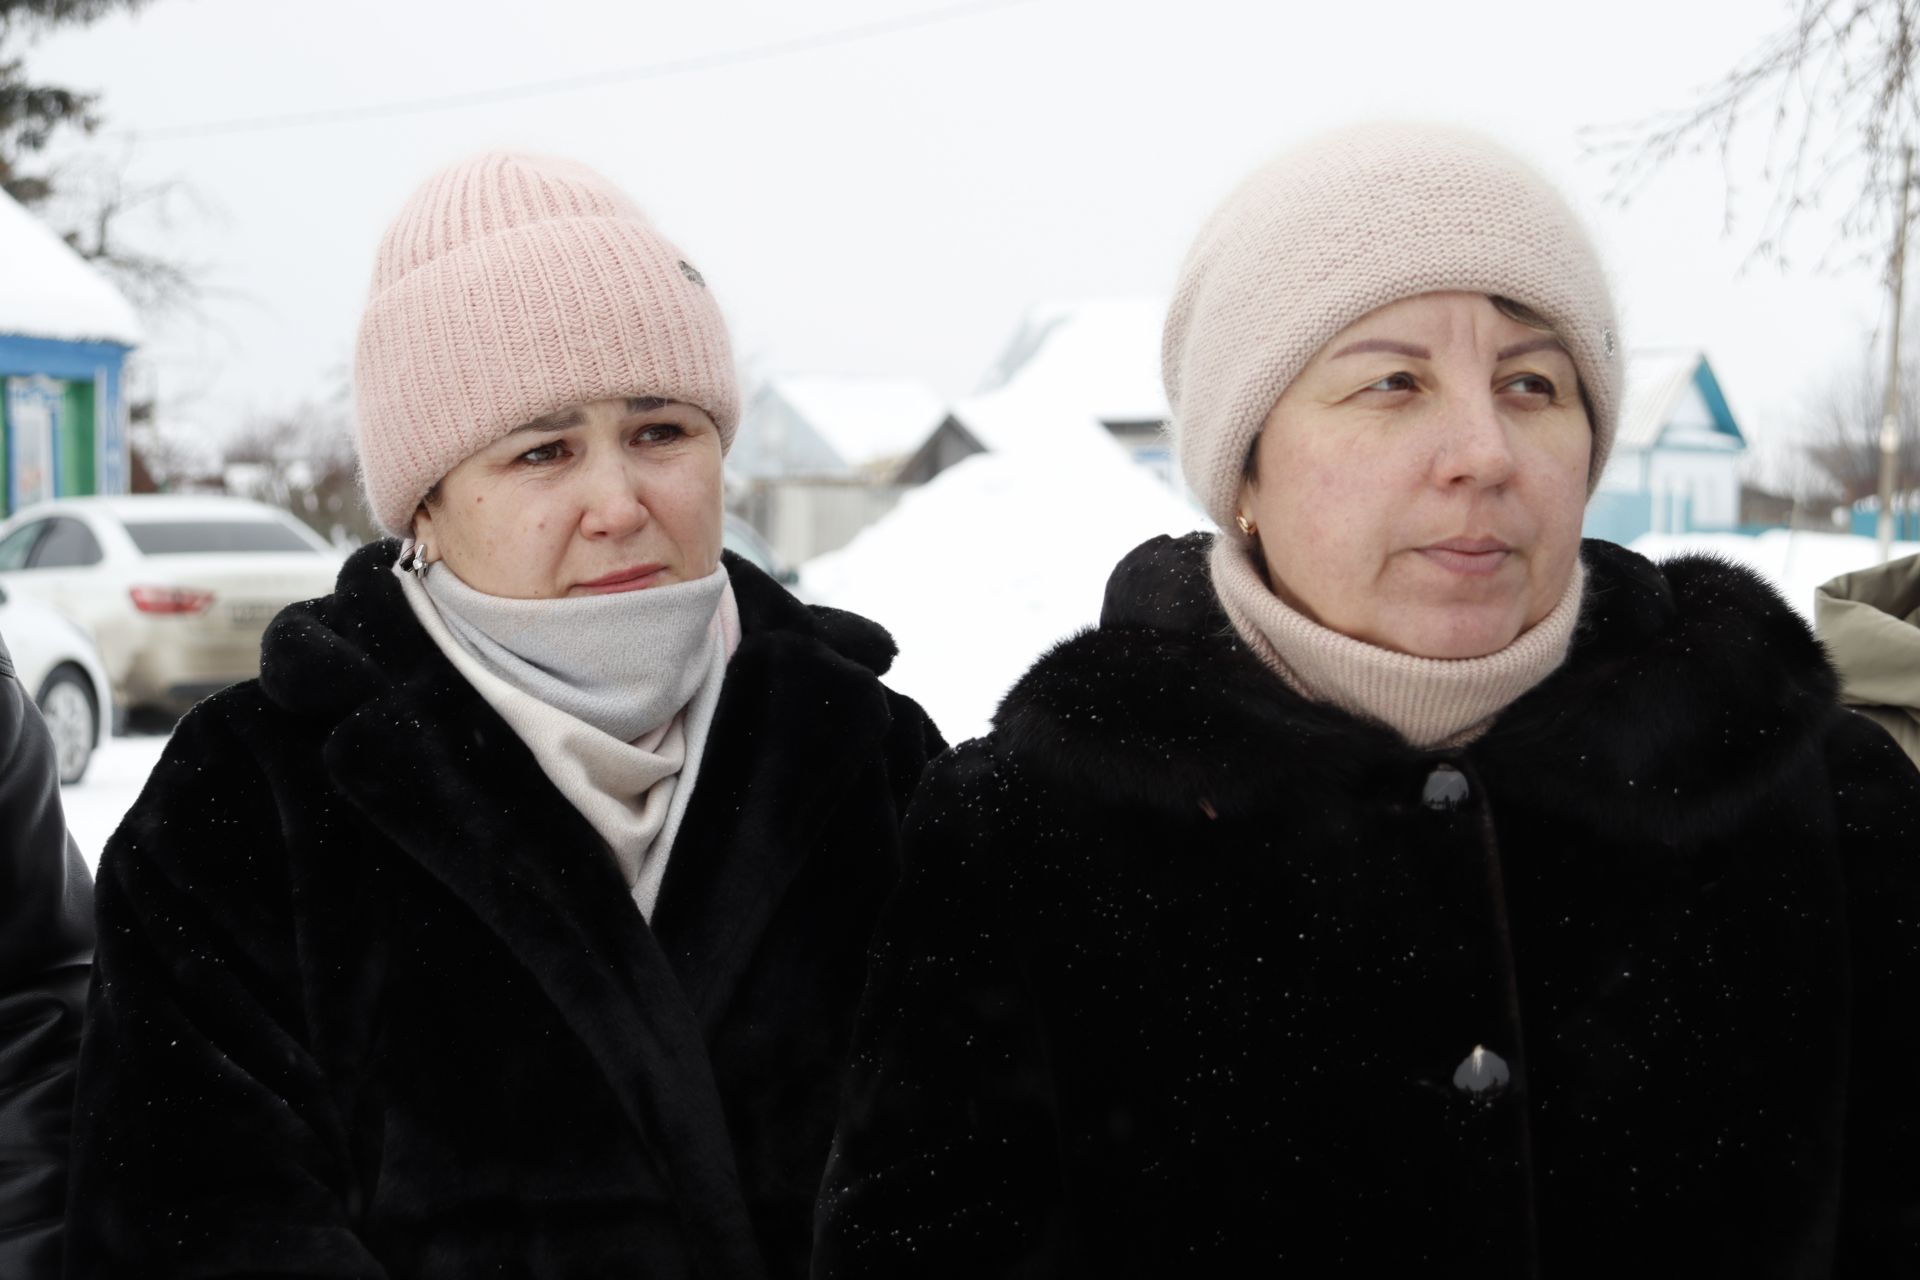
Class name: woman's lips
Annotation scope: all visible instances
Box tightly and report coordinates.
[573,564,668,594]
[1415,539,1513,577]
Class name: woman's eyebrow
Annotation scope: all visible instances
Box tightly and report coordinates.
[507,407,585,435]
[1330,339,1430,359]
[503,398,679,437]
[1496,337,1567,360]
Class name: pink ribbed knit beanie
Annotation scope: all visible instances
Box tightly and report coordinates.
[1164,123,1621,534]
[354,151,738,535]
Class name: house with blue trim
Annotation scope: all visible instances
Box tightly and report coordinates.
[0,186,139,516]
[1584,350,1747,544]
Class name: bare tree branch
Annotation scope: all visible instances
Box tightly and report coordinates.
[39,158,209,321]
[218,389,376,546]
[1799,341,1920,498]
[1586,0,1920,277]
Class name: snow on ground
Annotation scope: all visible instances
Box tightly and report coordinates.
[1629,529,1920,619]
[62,733,169,874]
[802,447,1207,743]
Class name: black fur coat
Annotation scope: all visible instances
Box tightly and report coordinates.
[65,541,941,1279]
[816,535,1920,1278]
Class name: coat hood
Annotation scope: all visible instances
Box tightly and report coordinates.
[258,538,898,723]
[1815,552,1920,720]
[992,533,1840,839]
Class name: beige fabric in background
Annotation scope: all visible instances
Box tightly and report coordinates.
[1815,553,1920,768]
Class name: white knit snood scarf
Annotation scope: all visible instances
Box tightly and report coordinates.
[1210,535,1585,750]
[399,559,738,919]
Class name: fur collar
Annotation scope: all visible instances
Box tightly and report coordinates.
[992,534,1840,834]
[259,539,896,723]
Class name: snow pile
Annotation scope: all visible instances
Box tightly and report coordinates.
[803,445,1206,741]
[1629,529,1920,619]
[0,187,142,346]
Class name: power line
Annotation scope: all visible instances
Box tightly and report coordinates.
[120,0,1036,143]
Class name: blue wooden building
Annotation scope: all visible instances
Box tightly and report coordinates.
[1584,350,1748,545]
[0,187,139,516]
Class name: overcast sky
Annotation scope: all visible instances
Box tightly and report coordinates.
[20,0,1892,480]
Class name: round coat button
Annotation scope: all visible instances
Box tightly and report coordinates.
[1421,764,1471,811]
[1453,1044,1511,1095]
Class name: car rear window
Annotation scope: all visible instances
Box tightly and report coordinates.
[122,520,319,555]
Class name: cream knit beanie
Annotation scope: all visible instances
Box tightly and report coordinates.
[1164,123,1621,533]
[354,151,738,535]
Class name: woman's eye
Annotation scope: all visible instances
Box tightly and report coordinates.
[636,423,685,445]
[1364,372,1416,393]
[517,441,565,464]
[1502,373,1557,399]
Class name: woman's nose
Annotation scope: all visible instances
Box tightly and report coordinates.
[578,458,651,537]
[1431,391,1519,490]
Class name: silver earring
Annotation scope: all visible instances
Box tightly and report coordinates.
[1235,513,1256,538]
[398,539,429,574]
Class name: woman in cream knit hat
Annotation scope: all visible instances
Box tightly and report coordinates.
[818,124,1920,1276]
[67,151,941,1279]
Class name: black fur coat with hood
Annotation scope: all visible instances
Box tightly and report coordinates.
[64,540,941,1279]
[816,534,1920,1279]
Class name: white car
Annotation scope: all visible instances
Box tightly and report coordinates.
[0,496,344,718]
[0,583,113,784]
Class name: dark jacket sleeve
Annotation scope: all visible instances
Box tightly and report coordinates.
[814,743,1068,1280]
[0,639,93,1280]
[1830,710,1920,1271]
[64,698,383,1279]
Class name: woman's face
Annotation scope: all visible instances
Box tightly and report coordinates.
[1238,292,1591,659]
[412,396,725,600]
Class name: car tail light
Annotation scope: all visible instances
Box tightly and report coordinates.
[129,585,215,615]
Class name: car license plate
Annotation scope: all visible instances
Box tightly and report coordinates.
[229,602,279,626]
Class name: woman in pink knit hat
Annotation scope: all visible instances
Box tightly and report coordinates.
[66,152,941,1279]
[818,124,1920,1276]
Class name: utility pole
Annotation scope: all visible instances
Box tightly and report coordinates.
[1877,142,1912,563]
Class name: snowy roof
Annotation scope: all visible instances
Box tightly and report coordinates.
[0,186,142,346]
[1617,350,1742,452]
[926,298,1169,471]
[766,374,944,468]
[943,390,1137,464]
[974,298,1167,425]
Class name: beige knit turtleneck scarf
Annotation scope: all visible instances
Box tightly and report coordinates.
[1210,536,1585,749]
